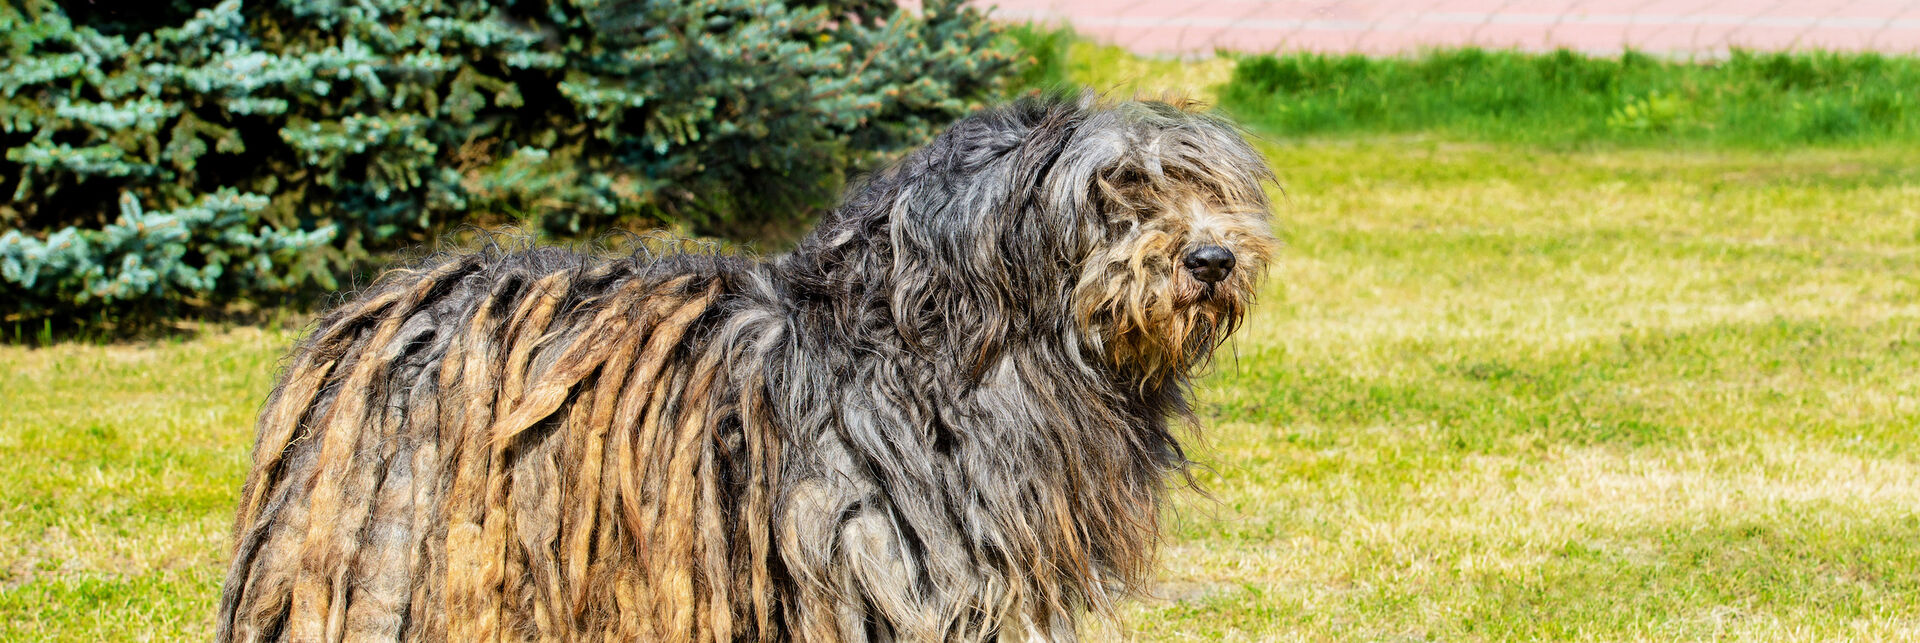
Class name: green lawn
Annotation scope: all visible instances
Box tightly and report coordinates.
[6,138,1916,641]
[0,325,286,639]
[1123,140,1920,640]
[6,123,1920,638]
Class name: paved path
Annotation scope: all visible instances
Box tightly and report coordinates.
[979,0,1920,56]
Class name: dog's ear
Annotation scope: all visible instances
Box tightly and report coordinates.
[876,100,1116,382]
[875,122,1030,383]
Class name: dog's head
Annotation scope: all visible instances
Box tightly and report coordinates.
[811,93,1275,387]
[1052,100,1277,384]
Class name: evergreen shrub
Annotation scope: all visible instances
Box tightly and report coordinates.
[1,0,1019,319]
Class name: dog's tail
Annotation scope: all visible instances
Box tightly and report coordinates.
[216,249,781,642]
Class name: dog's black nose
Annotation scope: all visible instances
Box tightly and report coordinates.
[1183,246,1235,283]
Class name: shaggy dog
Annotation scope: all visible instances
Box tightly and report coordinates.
[217,94,1277,642]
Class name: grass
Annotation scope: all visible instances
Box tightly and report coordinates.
[1006,25,1920,146]
[7,40,1920,640]
[1004,24,1236,103]
[1223,49,1920,146]
[7,140,1916,641]
[1117,140,1920,640]
[0,325,289,639]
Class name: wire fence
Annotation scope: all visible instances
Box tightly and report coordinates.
[978,0,1920,57]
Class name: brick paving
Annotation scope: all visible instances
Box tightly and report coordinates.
[977,0,1920,56]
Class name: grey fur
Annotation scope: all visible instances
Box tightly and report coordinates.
[218,93,1277,642]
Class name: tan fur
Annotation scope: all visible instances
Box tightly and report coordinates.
[1076,172,1277,385]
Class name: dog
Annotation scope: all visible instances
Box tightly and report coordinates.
[217,93,1277,642]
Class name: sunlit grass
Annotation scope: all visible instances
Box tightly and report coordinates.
[0,325,292,639]
[1221,49,1920,146]
[4,139,1916,640]
[1065,41,1235,104]
[1007,27,1920,147]
[1117,140,1920,640]
[1003,23,1237,104]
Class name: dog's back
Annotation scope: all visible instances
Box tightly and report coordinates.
[218,247,788,642]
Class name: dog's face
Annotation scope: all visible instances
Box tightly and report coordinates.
[1061,104,1278,384]
[841,96,1274,386]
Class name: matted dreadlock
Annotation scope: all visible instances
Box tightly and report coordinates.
[218,93,1278,642]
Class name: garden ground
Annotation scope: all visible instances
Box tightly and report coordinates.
[4,50,1920,640]
[6,136,1916,640]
